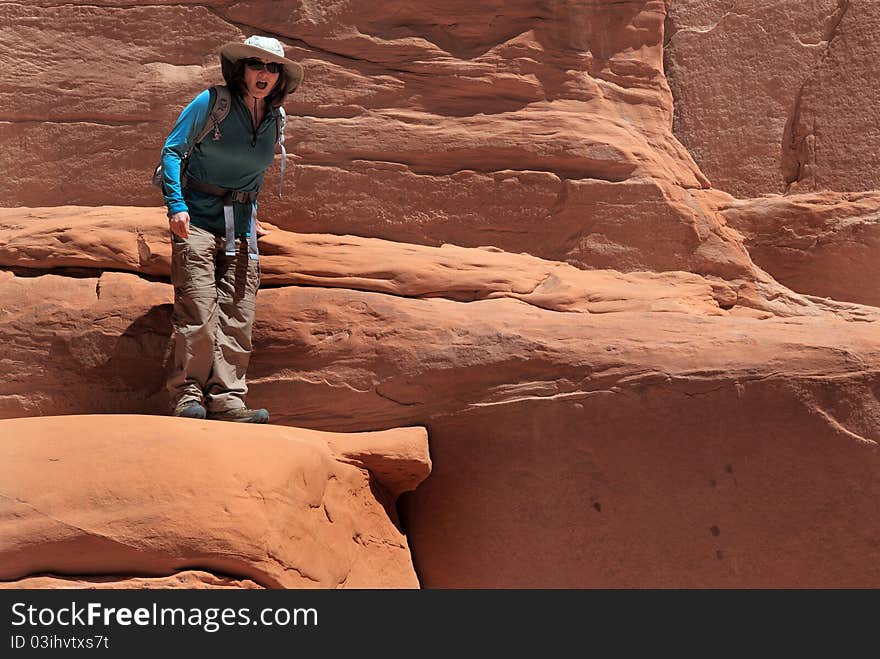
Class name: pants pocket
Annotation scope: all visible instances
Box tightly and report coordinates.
[172,228,219,296]
[170,233,190,294]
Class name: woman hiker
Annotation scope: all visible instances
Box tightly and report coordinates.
[159,35,303,423]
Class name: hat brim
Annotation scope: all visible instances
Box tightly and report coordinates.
[220,42,304,95]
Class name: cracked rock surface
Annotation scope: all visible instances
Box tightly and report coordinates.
[665,0,877,197]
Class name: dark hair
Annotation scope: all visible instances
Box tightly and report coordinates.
[220,55,294,108]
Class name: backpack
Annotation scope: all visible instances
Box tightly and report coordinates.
[152,84,287,198]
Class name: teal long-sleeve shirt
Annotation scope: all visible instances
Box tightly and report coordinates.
[161,88,280,237]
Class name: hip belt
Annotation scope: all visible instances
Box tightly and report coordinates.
[183,176,259,261]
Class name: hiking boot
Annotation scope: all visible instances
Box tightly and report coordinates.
[173,400,207,419]
[207,407,269,424]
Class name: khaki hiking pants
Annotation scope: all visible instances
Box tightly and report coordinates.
[166,225,260,413]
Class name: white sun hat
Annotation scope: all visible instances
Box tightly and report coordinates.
[220,35,304,94]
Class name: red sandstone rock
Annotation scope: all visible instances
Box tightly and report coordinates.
[0,0,737,277]
[0,207,171,275]
[720,191,880,307]
[2,0,880,590]
[3,572,262,590]
[2,233,880,586]
[0,3,238,208]
[0,416,428,588]
[666,0,879,196]
[327,427,432,501]
[0,206,738,312]
[785,0,880,193]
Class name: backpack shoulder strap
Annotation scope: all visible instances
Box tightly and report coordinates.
[193,85,232,147]
[276,106,286,145]
[276,106,287,198]
[153,86,232,191]
[214,84,232,124]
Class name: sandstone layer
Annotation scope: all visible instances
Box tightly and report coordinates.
[720,191,880,307]
[0,415,429,588]
[2,572,262,590]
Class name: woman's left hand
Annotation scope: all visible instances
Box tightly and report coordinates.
[256,220,271,237]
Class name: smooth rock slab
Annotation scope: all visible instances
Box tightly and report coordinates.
[0,415,429,589]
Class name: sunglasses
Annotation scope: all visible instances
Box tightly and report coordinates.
[243,58,282,74]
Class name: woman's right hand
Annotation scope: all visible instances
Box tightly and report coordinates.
[169,211,191,239]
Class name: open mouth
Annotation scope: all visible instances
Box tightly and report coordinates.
[256,81,268,90]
